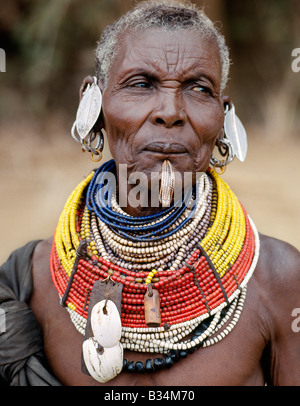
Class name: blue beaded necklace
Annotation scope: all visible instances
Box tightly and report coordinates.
[86,159,199,242]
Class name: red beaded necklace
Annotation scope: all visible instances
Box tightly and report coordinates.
[50,168,257,331]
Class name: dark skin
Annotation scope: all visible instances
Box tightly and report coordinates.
[30,29,300,386]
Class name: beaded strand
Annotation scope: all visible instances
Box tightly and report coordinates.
[50,160,260,371]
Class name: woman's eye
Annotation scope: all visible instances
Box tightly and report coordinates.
[191,85,211,94]
[133,82,151,89]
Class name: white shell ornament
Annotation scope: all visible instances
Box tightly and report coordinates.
[75,76,102,140]
[224,104,248,162]
[91,299,122,348]
[82,338,123,383]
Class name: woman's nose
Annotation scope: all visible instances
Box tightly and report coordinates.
[150,92,187,128]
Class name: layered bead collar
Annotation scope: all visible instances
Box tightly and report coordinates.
[50,159,260,379]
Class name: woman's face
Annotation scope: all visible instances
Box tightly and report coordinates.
[101,28,225,179]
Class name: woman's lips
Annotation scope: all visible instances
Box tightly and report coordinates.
[144,142,187,154]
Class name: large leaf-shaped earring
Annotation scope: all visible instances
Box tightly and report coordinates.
[223,103,247,162]
[210,103,248,174]
[71,76,104,161]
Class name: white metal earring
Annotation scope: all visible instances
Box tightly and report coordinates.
[210,138,235,174]
[71,76,102,151]
[210,103,248,173]
[223,103,248,162]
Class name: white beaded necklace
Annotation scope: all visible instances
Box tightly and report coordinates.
[92,173,212,272]
[67,217,260,353]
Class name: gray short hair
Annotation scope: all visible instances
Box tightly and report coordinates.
[95,0,230,92]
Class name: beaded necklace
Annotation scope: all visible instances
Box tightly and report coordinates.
[50,159,260,374]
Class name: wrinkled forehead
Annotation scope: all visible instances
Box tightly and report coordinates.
[108,28,222,86]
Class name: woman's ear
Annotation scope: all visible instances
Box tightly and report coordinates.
[79,76,95,100]
[215,129,225,148]
[215,96,232,147]
[222,95,232,110]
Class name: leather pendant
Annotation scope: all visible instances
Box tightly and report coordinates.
[144,284,161,327]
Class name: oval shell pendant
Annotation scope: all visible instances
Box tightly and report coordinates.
[82,338,123,383]
[91,299,122,348]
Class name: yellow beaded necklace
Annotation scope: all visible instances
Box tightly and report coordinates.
[201,170,246,277]
[54,168,247,281]
[51,160,259,325]
[50,162,260,382]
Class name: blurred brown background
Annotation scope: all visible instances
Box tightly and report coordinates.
[0,0,299,264]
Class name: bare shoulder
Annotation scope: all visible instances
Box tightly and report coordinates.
[254,234,300,384]
[31,237,53,284]
[256,233,300,291]
[30,237,54,324]
[255,233,300,314]
[33,236,52,259]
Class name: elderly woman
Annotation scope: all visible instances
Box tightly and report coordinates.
[1,0,300,387]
